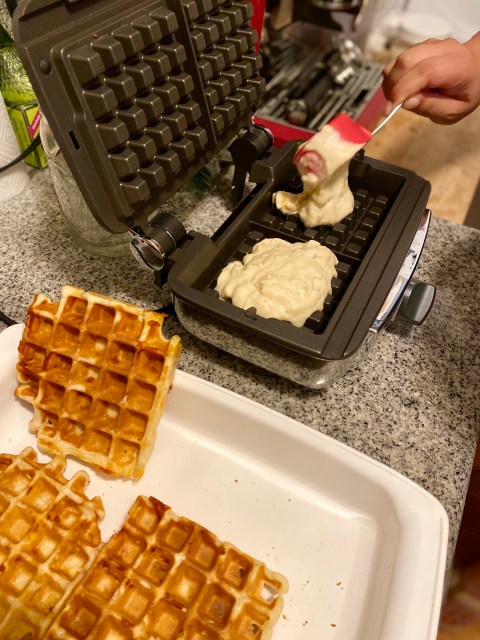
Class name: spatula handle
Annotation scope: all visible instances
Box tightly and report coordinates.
[371,103,403,137]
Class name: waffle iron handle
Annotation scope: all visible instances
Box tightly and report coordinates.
[228,124,274,205]
[371,209,434,332]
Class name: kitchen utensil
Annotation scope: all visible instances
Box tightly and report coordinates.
[333,33,363,66]
[371,102,403,136]
[284,35,362,127]
[257,32,384,141]
[285,72,334,126]
[325,111,373,145]
[320,102,403,153]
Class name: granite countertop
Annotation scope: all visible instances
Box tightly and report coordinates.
[1,167,479,564]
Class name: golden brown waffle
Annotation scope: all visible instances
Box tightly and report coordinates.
[44,495,288,640]
[15,285,182,479]
[0,447,104,640]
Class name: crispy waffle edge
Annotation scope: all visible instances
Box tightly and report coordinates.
[43,494,289,640]
[0,452,288,639]
[0,447,105,640]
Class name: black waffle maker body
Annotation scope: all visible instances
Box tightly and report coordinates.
[13,0,435,388]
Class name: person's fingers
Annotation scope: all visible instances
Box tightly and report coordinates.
[384,49,467,106]
[384,95,420,117]
[402,96,421,111]
[382,38,464,102]
[403,90,472,124]
[383,100,393,116]
[381,35,480,123]
[387,38,460,73]
[383,38,457,80]
[382,57,396,77]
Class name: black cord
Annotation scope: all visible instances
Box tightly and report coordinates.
[0,135,42,174]
[0,310,17,326]
[153,303,175,315]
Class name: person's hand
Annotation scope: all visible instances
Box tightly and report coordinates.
[382,33,480,124]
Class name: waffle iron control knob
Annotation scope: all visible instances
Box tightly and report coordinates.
[396,278,436,326]
[129,212,187,271]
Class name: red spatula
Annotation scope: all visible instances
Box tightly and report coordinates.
[293,104,403,177]
[323,103,403,145]
[325,112,373,145]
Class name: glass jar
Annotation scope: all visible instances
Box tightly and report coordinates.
[39,115,131,257]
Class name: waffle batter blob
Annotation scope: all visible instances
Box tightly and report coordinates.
[215,238,338,327]
[273,119,368,227]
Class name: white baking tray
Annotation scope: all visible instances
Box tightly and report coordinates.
[0,323,447,640]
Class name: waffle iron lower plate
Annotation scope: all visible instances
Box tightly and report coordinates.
[164,144,431,386]
[0,324,448,640]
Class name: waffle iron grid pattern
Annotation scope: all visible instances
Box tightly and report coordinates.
[210,186,391,333]
[0,448,104,640]
[70,2,208,210]
[44,495,288,640]
[182,0,265,136]
[54,0,264,225]
[15,286,181,480]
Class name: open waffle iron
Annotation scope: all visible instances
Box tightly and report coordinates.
[14,0,435,389]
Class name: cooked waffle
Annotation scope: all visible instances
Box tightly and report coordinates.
[44,495,288,640]
[0,447,104,640]
[15,285,182,479]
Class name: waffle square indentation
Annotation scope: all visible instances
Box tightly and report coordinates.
[46,495,286,638]
[0,482,289,639]
[0,449,104,638]
[148,599,186,637]
[117,408,148,441]
[65,3,210,212]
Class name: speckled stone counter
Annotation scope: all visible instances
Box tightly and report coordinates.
[1,168,479,564]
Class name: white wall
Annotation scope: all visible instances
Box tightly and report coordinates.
[406,0,479,41]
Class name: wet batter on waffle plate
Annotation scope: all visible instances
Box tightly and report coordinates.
[273,114,371,228]
[215,237,338,327]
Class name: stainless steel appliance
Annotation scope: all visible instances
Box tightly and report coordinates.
[13,0,435,388]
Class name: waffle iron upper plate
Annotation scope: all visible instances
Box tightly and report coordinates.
[14,0,265,232]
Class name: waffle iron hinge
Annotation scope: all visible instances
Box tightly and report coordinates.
[129,213,188,274]
[129,123,298,277]
[129,122,283,275]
